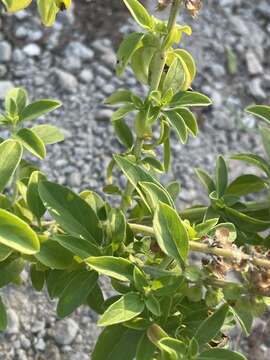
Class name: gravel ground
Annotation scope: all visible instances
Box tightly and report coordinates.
[0,0,270,358]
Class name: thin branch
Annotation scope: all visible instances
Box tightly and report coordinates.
[128,223,270,270]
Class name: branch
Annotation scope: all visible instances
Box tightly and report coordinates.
[128,223,270,270]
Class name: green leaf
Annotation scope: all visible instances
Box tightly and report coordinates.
[136,333,156,360]
[113,119,134,148]
[112,105,135,121]
[260,127,270,161]
[170,91,212,108]
[92,325,142,360]
[133,266,148,293]
[98,292,145,326]
[0,209,39,254]
[224,206,270,232]
[114,155,173,212]
[131,46,155,85]
[87,283,104,314]
[246,105,270,124]
[139,181,175,212]
[116,32,144,76]
[195,304,229,345]
[46,269,77,299]
[153,202,189,265]
[0,297,7,332]
[108,209,126,250]
[35,239,74,269]
[195,218,219,237]
[0,243,12,261]
[145,294,161,317]
[39,181,102,244]
[19,99,61,122]
[32,124,64,144]
[2,0,32,13]
[57,269,98,318]
[86,256,134,282]
[162,57,185,95]
[5,87,28,115]
[166,181,181,201]
[163,135,171,172]
[105,90,134,105]
[27,171,46,220]
[0,139,23,192]
[195,168,215,194]
[30,265,45,292]
[197,349,247,360]
[0,257,24,288]
[230,305,253,336]
[142,157,164,172]
[231,153,270,177]
[216,155,228,198]
[226,174,267,196]
[15,128,46,159]
[165,110,188,144]
[176,107,198,137]
[54,234,101,258]
[158,337,186,358]
[123,0,152,29]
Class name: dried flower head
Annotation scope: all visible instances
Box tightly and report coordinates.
[156,0,171,11]
[184,0,202,18]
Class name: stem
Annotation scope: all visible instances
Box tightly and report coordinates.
[121,137,143,211]
[128,223,270,270]
[150,0,182,91]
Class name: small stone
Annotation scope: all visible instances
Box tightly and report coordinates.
[52,69,78,93]
[12,48,25,63]
[6,309,20,334]
[63,56,82,72]
[210,63,225,78]
[0,64,7,77]
[23,43,41,57]
[34,338,46,351]
[256,1,270,19]
[0,41,12,62]
[79,69,94,83]
[69,172,81,187]
[95,108,114,121]
[31,319,45,333]
[0,81,14,100]
[20,335,31,350]
[246,50,263,75]
[65,41,94,61]
[53,319,79,346]
[248,78,266,100]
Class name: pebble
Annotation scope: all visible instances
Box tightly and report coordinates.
[246,50,263,75]
[52,68,78,93]
[95,108,114,121]
[65,41,94,61]
[52,319,79,346]
[6,309,20,334]
[23,43,41,57]
[0,81,14,100]
[0,41,12,62]
[248,78,266,100]
[79,69,94,83]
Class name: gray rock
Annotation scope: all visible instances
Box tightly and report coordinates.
[256,1,270,19]
[69,172,82,187]
[0,41,12,62]
[0,64,7,77]
[52,69,78,93]
[63,56,82,72]
[65,41,94,61]
[79,69,94,83]
[95,108,114,121]
[248,78,266,100]
[53,319,79,346]
[34,338,46,351]
[0,81,14,100]
[6,309,20,334]
[12,48,25,63]
[246,50,263,75]
[23,43,41,57]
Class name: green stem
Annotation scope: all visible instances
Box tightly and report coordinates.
[150,0,182,91]
[121,137,143,211]
[128,223,270,270]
